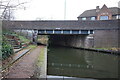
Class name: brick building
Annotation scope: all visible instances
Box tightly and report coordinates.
[78,4,120,20]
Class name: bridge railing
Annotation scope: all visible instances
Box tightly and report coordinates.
[38,30,94,35]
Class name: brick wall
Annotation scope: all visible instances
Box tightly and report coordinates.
[97,5,112,20]
[94,29,118,48]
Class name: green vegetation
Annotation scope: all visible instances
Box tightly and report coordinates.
[1,29,31,60]
[18,36,30,44]
[95,47,119,51]
[37,47,45,66]
[95,48,109,50]
[3,29,30,44]
[1,36,14,60]
[37,35,48,44]
[27,45,37,49]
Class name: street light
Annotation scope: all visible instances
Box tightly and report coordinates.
[64,0,66,20]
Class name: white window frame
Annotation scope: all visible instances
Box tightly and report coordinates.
[82,17,86,20]
[116,15,120,19]
[91,17,96,20]
[100,16,109,20]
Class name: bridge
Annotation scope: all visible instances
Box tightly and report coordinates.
[2,20,120,48]
[2,20,119,30]
[38,29,94,35]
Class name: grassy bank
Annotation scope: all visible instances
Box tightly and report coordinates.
[34,46,47,78]
[27,45,37,49]
[18,35,31,44]
[94,47,119,51]
[37,47,45,66]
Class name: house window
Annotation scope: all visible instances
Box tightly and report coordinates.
[91,17,96,20]
[82,17,86,20]
[100,16,109,20]
[116,15,120,19]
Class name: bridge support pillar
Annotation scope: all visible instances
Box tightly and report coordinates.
[33,30,38,44]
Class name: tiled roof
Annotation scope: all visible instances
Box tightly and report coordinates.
[110,7,120,15]
[78,9,97,17]
[78,7,120,18]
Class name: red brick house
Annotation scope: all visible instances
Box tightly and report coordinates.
[77,4,120,20]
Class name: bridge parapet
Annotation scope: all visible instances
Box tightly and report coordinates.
[2,20,119,30]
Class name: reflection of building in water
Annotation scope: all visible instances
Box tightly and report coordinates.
[85,52,118,77]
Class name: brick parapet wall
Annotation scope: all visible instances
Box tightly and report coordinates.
[2,20,119,30]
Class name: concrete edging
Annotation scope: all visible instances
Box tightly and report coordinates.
[2,49,31,71]
[74,47,120,55]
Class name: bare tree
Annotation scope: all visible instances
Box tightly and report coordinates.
[0,0,28,20]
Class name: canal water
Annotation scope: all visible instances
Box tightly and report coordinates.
[47,46,119,79]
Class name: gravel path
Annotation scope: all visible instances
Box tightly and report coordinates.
[6,46,41,78]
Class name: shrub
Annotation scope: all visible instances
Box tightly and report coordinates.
[1,36,14,60]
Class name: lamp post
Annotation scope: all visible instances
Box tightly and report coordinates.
[64,0,66,20]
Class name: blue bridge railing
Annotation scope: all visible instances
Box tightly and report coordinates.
[38,30,94,35]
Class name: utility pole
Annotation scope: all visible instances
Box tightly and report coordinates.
[118,1,120,8]
[64,0,66,20]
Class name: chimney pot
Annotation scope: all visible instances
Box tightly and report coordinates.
[96,6,100,12]
[96,6,100,9]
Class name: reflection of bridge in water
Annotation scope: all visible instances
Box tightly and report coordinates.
[48,63,94,69]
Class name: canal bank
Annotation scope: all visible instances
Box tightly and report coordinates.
[50,45,120,56]
[69,46,120,55]
[33,46,47,78]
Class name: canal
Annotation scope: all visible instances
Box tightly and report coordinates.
[47,46,119,79]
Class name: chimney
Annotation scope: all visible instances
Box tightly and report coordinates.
[96,6,100,12]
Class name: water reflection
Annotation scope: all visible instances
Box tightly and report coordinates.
[47,46,118,78]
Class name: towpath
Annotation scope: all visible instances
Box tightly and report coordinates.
[5,46,41,78]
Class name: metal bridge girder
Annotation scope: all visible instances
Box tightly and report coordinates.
[38,30,94,35]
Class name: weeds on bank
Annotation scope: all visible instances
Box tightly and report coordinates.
[18,36,30,44]
[95,47,119,51]
[28,45,37,49]
[37,47,45,66]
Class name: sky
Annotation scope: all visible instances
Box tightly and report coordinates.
[12,0,120,20]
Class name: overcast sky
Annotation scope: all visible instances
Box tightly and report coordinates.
[13,0,120,20]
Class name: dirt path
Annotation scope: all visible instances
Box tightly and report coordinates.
[5,46,41,78]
